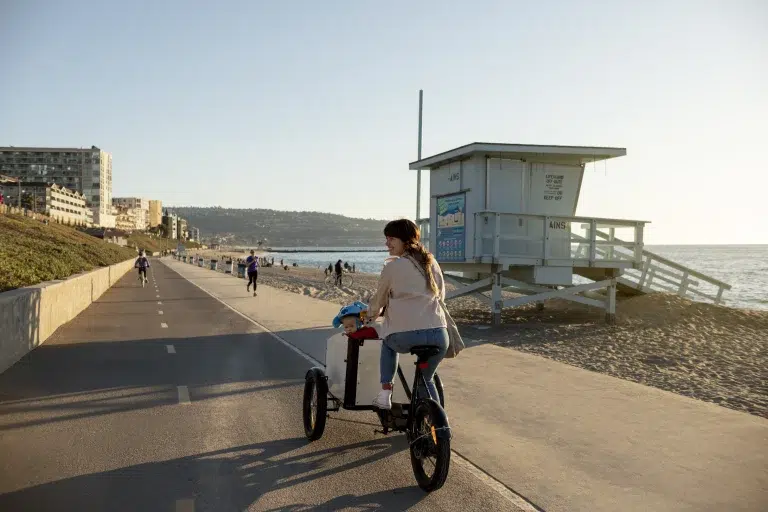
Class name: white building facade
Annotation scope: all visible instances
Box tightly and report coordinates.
[0,146,114,226]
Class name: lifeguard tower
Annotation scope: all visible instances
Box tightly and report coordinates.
[410,142,731,324]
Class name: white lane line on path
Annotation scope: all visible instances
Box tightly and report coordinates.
[175,265,540,511]
[158,301,162,305]
[156,295,161,298]
[161,322,168,328]
[166,344,176,354]
[158,310,164,315]
[177,385,190,405]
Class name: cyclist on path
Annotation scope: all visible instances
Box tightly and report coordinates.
[135,250,150,286]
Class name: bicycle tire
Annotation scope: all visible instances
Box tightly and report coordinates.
[303,369,328,441]
[409,399,451,492]
[342,274,354,287]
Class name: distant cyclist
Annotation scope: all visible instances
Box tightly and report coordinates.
[246,249,259,296]
[135,250,150,286]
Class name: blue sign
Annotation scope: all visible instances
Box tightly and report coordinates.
[436,193,466,262]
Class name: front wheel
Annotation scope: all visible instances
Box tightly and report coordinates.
[303,369,328,441]
[409,399,451,492]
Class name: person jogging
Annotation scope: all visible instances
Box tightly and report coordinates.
[246,249,259,296]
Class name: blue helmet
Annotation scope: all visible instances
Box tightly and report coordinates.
[332,301,368,328]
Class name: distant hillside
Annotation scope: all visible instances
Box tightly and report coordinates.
[169,207,387,247]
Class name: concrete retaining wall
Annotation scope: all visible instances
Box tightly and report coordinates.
[0,259,135,374]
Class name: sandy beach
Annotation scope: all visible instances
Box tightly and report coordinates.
[255,265,768,419]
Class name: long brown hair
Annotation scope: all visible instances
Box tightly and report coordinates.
[384,219,438,295]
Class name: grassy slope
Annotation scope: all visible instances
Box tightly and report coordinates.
[0,214,137,292]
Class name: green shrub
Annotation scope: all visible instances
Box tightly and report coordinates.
[0,214,136,292]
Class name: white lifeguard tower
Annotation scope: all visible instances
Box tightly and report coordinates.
[410,142,731,324]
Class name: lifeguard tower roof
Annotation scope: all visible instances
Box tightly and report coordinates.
[409,142,626,170]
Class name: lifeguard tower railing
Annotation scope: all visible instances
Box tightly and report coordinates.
[473,211,644,268]
[417,213,731,305]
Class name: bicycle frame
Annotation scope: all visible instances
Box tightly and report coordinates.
[395,361,438,434]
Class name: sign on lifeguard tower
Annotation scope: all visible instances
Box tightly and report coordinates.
[436,192,466,262]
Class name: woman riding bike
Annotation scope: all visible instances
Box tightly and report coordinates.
[366,219,448,410]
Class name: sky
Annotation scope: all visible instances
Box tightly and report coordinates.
[1,0,766,244]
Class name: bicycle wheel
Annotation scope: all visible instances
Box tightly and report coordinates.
[324,275,333,287]
[341,274,354,287]
[409,399,451,492]
[303,369,328,441]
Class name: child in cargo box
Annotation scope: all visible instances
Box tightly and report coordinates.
[332,301,379,340]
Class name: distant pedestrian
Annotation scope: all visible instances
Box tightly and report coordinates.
[246,249,259,296]
[334,259,343,286]
[352,263,356,273]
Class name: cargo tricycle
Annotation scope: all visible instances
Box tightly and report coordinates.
[302,325,452,492]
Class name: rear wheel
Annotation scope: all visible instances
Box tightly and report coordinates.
[341,274,354,287]
[409,399,451,492]
[303,369,328,441]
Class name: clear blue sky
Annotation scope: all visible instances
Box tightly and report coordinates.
[1,0,766,243]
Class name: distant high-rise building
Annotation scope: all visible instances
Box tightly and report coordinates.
[148,200,162,228]
[113,197,148,230]
[177,217,188,241]
[162,211,178,239]
[0,146,114,226]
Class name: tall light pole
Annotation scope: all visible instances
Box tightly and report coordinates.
[416,90,423,221]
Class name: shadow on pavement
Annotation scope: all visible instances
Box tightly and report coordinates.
[0,436,423,511]
[0,332,311,431]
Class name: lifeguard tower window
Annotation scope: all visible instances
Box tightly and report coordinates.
[409,142,730,325]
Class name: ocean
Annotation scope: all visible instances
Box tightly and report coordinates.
[264,245,768,311]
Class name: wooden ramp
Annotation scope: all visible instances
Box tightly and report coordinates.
[575,229,731,305]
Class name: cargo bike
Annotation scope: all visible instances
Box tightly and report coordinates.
[302,319,452,492]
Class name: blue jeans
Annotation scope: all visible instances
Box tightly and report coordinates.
[380,327,449,401]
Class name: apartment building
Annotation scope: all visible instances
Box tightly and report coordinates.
[148,199,162,228]
[0,146,114,226]
[162,212,178,239]
[177,217,188,241]
[0,182,92,226]
[113,197,149,230]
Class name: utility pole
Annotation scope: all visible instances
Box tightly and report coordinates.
[416,89,423,221]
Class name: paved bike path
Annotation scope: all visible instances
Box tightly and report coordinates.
[0,260,520,511]
[166,258,768,512]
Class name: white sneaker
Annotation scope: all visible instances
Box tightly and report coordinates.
[373,390,392,410]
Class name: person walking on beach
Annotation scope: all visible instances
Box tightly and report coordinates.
[334,259,343,286]
[246,249,259,296]
[366,219,448,410]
